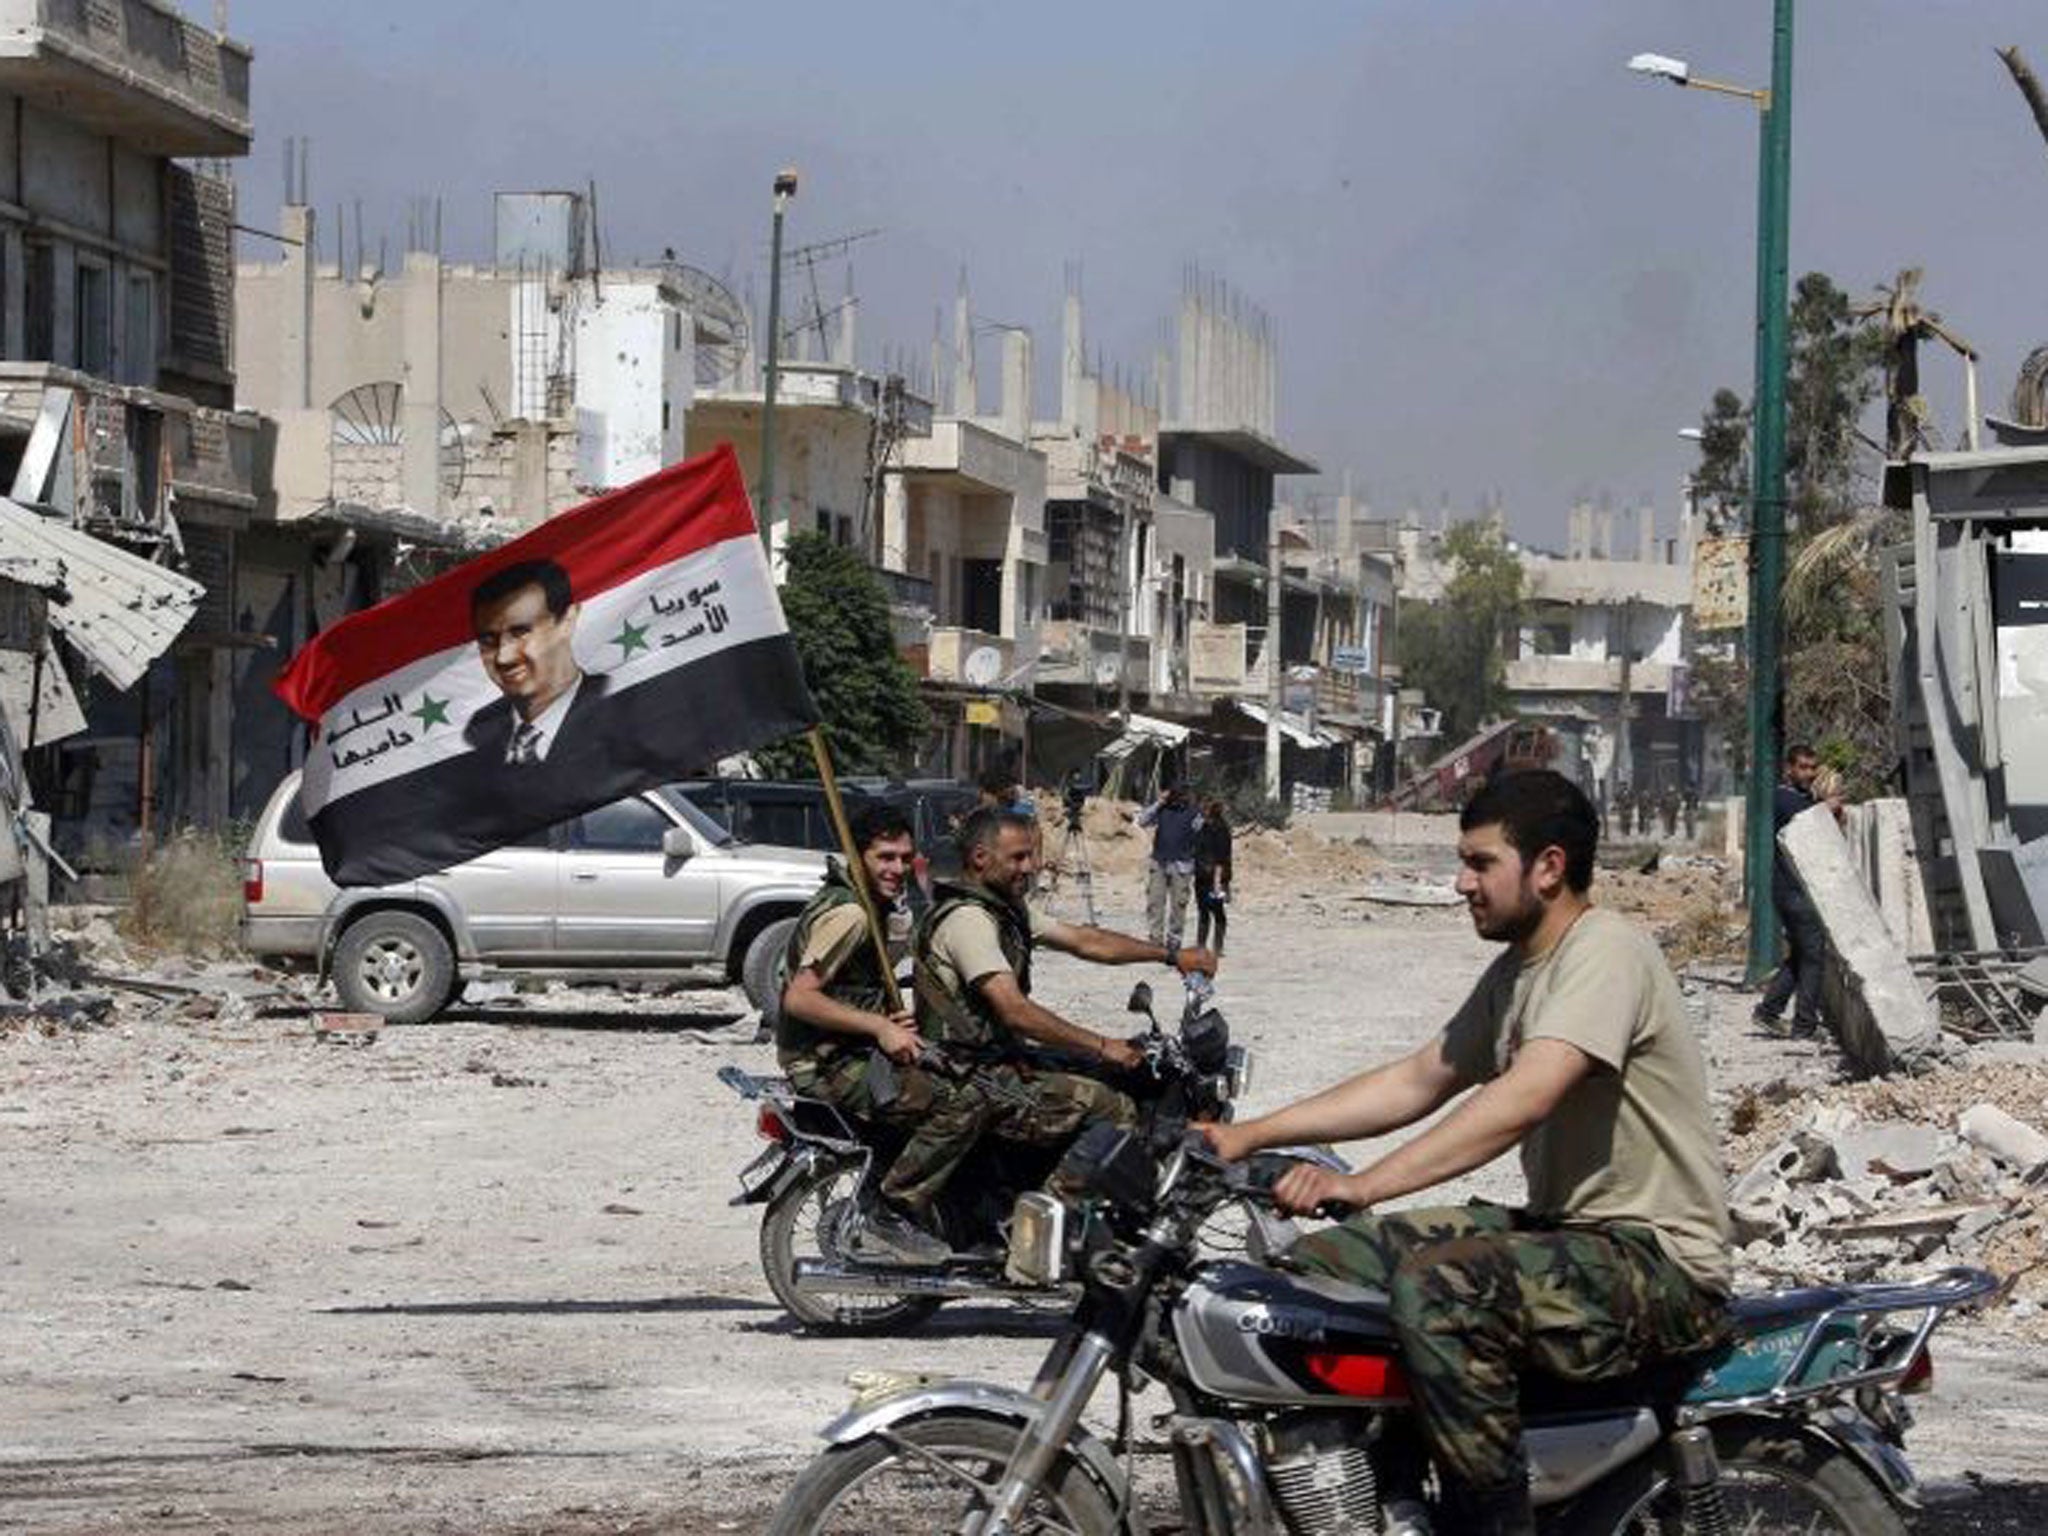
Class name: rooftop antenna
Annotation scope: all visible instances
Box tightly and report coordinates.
[780,226,880,355]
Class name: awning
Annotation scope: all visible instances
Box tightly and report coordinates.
[1100,710,1194,764]
[0,498,202,689]
[1234,700,1340,749]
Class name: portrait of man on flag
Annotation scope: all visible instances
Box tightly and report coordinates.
[272,444,818,886]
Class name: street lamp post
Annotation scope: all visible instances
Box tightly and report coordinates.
[759,168,799,561]
[1629,0,1796,984]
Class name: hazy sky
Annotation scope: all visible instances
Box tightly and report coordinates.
[231,1,2048,549]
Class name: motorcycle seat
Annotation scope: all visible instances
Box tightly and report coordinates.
[1521,1355,1703,1416]
[1727,1286,1851,1333]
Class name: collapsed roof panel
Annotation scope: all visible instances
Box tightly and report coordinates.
[0,498,203,691]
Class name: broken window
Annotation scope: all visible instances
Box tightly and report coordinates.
[124,273,155,386]
[74,259,111,376]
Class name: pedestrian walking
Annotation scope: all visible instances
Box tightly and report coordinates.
[1753,744,1828,1038]
[1194,797,1233,956]
[1137,780,1202,949]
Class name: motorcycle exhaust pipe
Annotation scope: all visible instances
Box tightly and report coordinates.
[792,1259,1059,1299]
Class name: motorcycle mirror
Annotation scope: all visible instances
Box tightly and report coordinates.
[1126,981,1154,1015]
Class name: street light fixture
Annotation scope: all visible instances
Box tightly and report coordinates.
[1630,1,1796,987]
[759,167,800,560]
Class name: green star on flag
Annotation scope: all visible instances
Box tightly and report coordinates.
[410,692,451,731]
[611,615,651,659]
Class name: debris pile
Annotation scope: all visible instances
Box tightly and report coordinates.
[1724,1062,2048,1328]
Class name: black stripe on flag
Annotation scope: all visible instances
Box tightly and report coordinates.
[310,635,814,886]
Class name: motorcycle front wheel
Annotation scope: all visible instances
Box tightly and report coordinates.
[1572,1420,1908,1536]
[769,1412,1119,1536]
[760,1160,943,1333]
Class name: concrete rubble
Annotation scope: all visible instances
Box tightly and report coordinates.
[1777,803,1943,1074]
[1728,1082,2048,1309]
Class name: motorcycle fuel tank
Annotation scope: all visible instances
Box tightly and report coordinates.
[1173,1261,1413,1406]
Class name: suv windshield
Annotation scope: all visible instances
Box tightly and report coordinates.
[656,786,736,847]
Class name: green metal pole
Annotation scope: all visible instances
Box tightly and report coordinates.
[1744,0,1795,984]
[759,189,789,557]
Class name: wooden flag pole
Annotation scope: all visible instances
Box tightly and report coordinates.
[807,726,905,1014]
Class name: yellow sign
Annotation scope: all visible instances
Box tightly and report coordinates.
[1692,537,1749,631]
[965,700,1001,727]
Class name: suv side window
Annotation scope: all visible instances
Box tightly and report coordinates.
[572,797,672,852]
[742,795,815,850]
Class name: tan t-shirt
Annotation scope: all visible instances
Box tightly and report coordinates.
[796,901,911,984]
[1441,907,1732,1294]
[923,900,1052,1004]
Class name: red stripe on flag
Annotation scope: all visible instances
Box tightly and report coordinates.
[271,443,759,722]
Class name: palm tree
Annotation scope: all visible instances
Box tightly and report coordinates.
[1853,268,1978,458]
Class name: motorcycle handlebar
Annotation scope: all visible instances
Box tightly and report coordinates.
[1180,1138,1361,1222]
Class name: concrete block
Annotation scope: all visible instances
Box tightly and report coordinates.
[1958,1104,2048,1180]
[1843,798,1935,954]
[1833,1122,1951,1182]
[1778,805,1942,1073]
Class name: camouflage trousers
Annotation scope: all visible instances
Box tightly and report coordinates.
[1286,1201,1729,1500]
[784,1051,1135,1215]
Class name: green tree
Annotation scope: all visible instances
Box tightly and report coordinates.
[756,532,928,777]
[1398,520,1524,743]
[1690,270,1892,794]
[1785,272,1884,531]
[1693,387,1749,534]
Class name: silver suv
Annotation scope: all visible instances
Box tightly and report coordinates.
[240,772,826,1023]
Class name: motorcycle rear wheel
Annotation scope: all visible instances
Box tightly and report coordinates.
[769,1412,1118,1536]
[1571,1420,1908,1535]
[760,1161,943,1333]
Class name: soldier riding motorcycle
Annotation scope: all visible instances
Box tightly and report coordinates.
[723,804,1263,1333]
[770,1128,1996,1534]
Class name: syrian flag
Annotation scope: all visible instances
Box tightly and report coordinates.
[273,444,818,885]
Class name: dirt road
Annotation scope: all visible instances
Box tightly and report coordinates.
[4,878,2045,1532]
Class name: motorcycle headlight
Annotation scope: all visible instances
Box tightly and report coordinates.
[1005,1192,1068,1286]
[1226,1044,1253,1102]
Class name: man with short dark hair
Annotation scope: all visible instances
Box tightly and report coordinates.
[464,558,607,765]
[1754,742,1827,1037]
[777,803,969,1265]
[914,806,1218,1189]
[1204,770,1730,1535]
[1137,779,1202,948]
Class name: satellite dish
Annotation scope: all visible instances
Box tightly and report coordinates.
[963,646,1003,687]
[663,263,751,389]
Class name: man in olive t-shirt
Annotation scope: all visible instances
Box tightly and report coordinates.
[1204,771,1731,1536]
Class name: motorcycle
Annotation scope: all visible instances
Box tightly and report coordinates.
[720,975,1286,1334]
[771,1128,1997,1534]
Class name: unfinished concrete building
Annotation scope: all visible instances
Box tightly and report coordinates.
[1508,501,1703,807]
[1885,438,2048,952]
[0,0,261,858]
[236,188,707,529]
[1034,275,1198,709]
[875,274,1046,778]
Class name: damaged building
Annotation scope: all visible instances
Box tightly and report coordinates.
[0,0,260,866]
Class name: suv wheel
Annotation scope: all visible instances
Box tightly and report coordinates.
[741,915,799,1031]
[333,911,456,1024]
